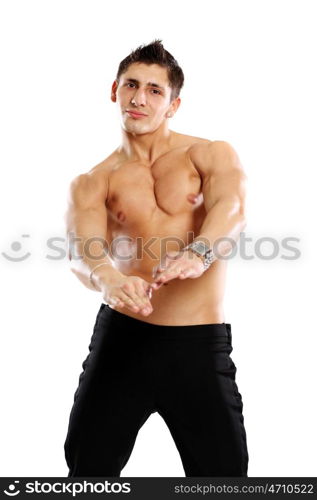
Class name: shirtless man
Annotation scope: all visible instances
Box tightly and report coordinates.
[64,40,249,477]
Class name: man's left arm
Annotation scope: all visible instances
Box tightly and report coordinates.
[151,140,247,287]
[189,140,247,258]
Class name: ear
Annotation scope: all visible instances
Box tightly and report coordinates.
[111,80,118,102]
[168,96,181,117]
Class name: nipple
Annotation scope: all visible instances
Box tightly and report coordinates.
[117,211,126,222]
[187,193,199,204]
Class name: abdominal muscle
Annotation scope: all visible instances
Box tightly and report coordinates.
[105,216,228,326]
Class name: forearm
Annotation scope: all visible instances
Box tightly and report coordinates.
[68,236,123,292]
[70,258,123,292]
[193,200,246,260]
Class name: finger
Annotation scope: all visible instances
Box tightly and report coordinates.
[180,268,199,280]
[178,268,193,279]
[125,290,147,311]
[145,285,154,301]
[154,266,183,283]
[108,296,125,308]
[165,251,180,261]
[155,252,178,272]
[136,283,153,311]
[122,283,153,314]
[178,272,193,279]
[152,264,160,277]
[150,281,163,290]
[152,263,167,279]
[115,289,143,312]
[153,262,174,280]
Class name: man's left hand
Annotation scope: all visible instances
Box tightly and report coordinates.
[151,250,205,290]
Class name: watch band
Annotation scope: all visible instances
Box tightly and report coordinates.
[183,242,215,270]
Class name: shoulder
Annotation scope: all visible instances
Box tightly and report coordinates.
[171,130,211,149]
[188,139,244,177]
[67,151,119,207]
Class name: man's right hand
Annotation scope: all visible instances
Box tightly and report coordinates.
[100,274,154,316]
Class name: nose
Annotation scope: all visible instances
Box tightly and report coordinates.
[131,87,147,107]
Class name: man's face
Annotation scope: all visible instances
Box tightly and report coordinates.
[112,63,178,134]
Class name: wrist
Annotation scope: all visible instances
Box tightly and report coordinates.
[90,262,123,291]
[183,249,205,265]
[183,241,215,271]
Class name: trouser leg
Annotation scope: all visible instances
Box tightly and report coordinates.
[63,307,155,477]
[155,327,249,477]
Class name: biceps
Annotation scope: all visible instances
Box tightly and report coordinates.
[64,173,109,259]
[202,169,247,213]
[66,207,108,260]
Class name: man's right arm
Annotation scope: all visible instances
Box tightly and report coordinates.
[64,170,154,316]
[64,170,121,292]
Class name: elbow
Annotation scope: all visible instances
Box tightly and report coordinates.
[238,200,247,231]
[69,265,79,279]
[68,253,77,274]
[236,204,247,233]
[69,254,83,276]
[68,251,75,271]
[240,215,247,231]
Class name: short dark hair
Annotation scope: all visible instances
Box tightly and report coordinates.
[115,39,184,102]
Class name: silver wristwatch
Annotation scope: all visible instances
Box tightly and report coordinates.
[183,241,215,270]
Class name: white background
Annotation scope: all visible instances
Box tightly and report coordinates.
[0,0,316,477]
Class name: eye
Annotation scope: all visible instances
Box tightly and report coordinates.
[151,89,161,95]
[126,83,135,88]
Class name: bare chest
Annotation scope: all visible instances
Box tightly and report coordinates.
[106,148,205,228]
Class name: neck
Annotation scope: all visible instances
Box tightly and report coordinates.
[118,121,175,163]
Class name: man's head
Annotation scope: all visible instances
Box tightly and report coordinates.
[111,40,184,134]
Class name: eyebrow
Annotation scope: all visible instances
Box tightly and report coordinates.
[124,78,165,91]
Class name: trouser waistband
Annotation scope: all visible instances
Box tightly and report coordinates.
[97,303,232,341]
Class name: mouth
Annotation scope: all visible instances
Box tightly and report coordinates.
[126,110,148,119]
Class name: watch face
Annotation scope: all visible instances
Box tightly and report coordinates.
[194,241,207,255]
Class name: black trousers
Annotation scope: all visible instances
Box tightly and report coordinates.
[64,303,249,477]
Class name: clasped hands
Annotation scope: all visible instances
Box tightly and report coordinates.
[104,249,205,316]
[150,249,205,291]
